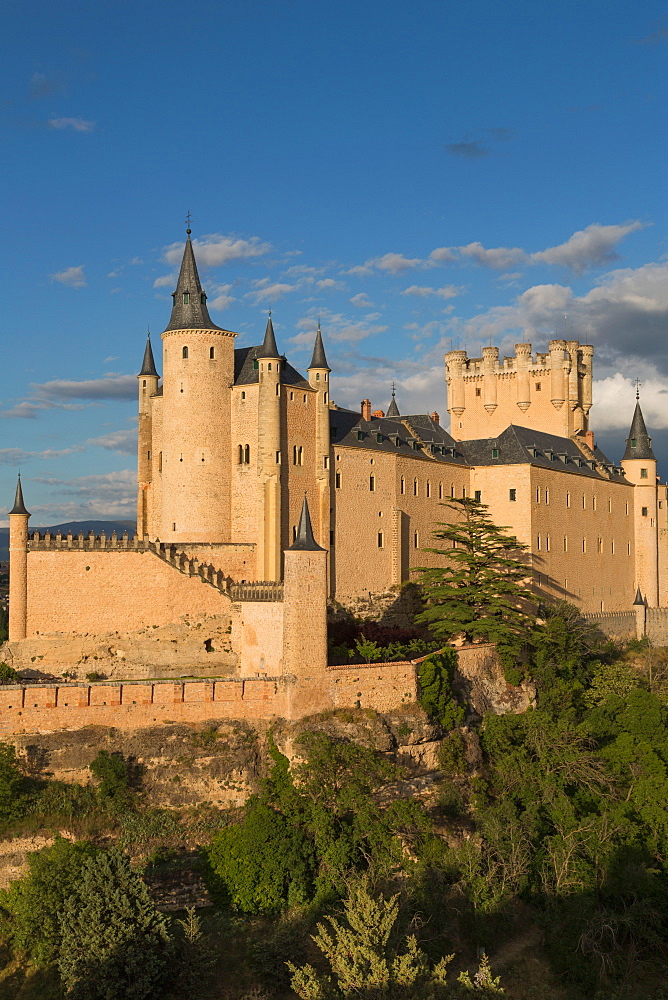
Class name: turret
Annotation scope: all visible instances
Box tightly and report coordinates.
[622,398,659,606]
[549,339,566,409]
[160,228,237,542]
[8,474,30,641]
[482,346,498,414]
[257,314,283,580]
[137,334,160,537]
[386,386,400,418]
[515,343,531,412]
[307,322,331,561]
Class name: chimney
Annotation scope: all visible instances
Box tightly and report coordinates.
[584,430,595,451]
[430,411,440,424]
[372,409,385,418]
[361,399,371,421]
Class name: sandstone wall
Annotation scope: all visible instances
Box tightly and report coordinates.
[25,548,232,636]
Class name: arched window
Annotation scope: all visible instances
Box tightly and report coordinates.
[142,379,146,387]
[182,346,188,359]
[438,482,443,499]
[209,346,215,359]
[238,445,244,464]
[426,481,431,498]
[244,444,250,464]
[413,479,418,497]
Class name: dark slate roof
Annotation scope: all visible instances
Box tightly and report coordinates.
[308,325,330,370]
[633,586,645,606]
[329,408,468,465]
[9,475,29,516]
[289,496,325,551]
[256,315,280,359]
[139,335,159,377]
[233,346,310,388]
[459,425,626,481]
[386,392,400,417]
[164,235,222,332]
[623,402,655,460]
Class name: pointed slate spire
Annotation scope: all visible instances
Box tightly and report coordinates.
[256,313,280,359]
[289,495,325,551]
[633,586,645,606]
[623,401,655,460]
[308,322,330,370]
[9,474,29,516]
[164,232,222,332]
[386,385,400,417]
[139,333,159,377]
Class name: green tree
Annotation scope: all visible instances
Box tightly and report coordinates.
[417,650,465,729]
[0,836,98,966]
[414,499,535,649]
[89,750,136,811]
[58,849,172,1000]
[288,881,453,1000]
[0,741,29,821]
[0,661,18,684]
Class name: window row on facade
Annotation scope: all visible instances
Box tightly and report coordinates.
[536,534,632,555]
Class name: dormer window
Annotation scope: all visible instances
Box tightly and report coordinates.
[183,292,190,305]
[631,438,637,448]
[376,432,383,443]
[200,292,206,304]
[357,430,364,441]
[492,447,499,459]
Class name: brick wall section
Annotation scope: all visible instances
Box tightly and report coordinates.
[25,549,232,635]
[0,677,291,735]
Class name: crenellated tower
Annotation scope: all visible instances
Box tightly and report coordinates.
[307,322,331,558]
[622,398,659,606]
[445,339,593,441]
[137,333,159,537]
[256,315,283,581]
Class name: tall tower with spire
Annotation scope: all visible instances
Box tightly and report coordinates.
[622,394,659,606]
[137,334,160,537]
[8,475,30,641]
[307,322,331,561]
[158,228,237,542]
[256,314,283,580]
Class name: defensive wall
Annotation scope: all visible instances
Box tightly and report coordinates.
[582,607,668,644]
[0,644,532,736]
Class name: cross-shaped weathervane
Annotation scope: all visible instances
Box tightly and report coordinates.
[635,377,642,400]
[185,210,192,233]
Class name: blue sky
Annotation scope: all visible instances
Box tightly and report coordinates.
[2,0,667,525]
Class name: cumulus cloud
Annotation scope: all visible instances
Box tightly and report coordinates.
[0,401,45,419]
[459,242,526,271]
[164,233,271,268]
[0,448,33,465]
[33,374,136,401]
[153,273,176,288]
[30,469,136,519]
[350,292,374,308]
[247,279,298,304]
[48,117,95,132]
[429,247,458,264]
[530,221,646,275]
[51,265,86,288]
[593,372,668,431]
[316,278,343,291]
[294,308,388,345]
[86,429,137,454]
[402,285,463,299]
[347,252,424,276]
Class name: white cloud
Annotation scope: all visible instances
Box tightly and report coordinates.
[33,374,136,401]
[86,429,137,454]
[316,278,343,291]
[593,372,668,431]
[51,265,87,288]
[30,469,136,519]
[530,221,646,275]
[153,273,176,288]
[208,283,236,311]
[402,284,462,299]
[0,448,33,465]
[48,117,95,132]
[295,308,388,345]
[429,247,458,264]
[350,292,374,308]
[459,242,526,271]
[164,233,271,268]
[247,279,298,304]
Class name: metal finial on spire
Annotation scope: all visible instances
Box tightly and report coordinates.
[185,210,192,235]
[635,377,642,400]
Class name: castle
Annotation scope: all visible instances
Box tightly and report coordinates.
[3,229,668,719]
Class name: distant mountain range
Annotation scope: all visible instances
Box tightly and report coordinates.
[0,520,136,561]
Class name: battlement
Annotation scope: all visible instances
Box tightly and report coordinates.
[445,339,594,442]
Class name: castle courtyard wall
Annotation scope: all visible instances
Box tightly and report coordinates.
[25,549,233,636]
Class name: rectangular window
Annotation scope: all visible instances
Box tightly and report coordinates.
[414,480,419,496]
[475,387,481,396]
[414,531,419,548]
[474,490,481,502]
[535,382,542,391]
[377,532,384,548]
[426,481,431,498]
[545,489,549,504]
[536,488,540,503]
[537,534,541,551]
[438,483,443,499]
[608,498,612,513]
[593,496,597,511]
[597,537,603,553]
[400,477,405,494]
[625,502,629,515]
[276,451,281,464]
[582,495,586,509]
[357,431,364,441]
[369,476,375,491]
[450,484,455,498]
[509,488,516,501]
[330,530,334,545]
[323,456,329,469]
[641,468,648,479]
[546,534,550,551]
[611,540,615,555]
[158,452,162,472]
[582,538,587,553]
[642,506,648,517]
[566,492,570,508]
[492,447,499,459]
[335,471,341,488]
[563,535,568,552]
[627,541,631,555]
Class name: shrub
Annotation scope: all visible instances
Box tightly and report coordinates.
[89,750,137,811]
[0,661,19,684]
[418,650,465,729]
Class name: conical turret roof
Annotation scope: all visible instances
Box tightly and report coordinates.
[289,495,325,551]
[386,389,400,417]
[633,586,645,606]
[308,323,330,370]
[623,401,655,460]
[9,474,29,516]
[164,234,222,332]
[139,334,159,377]
[256,314,280,359]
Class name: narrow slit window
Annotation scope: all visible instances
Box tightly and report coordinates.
[210,346,215,359]
[182,346,188,359]
[369,475,375,492]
